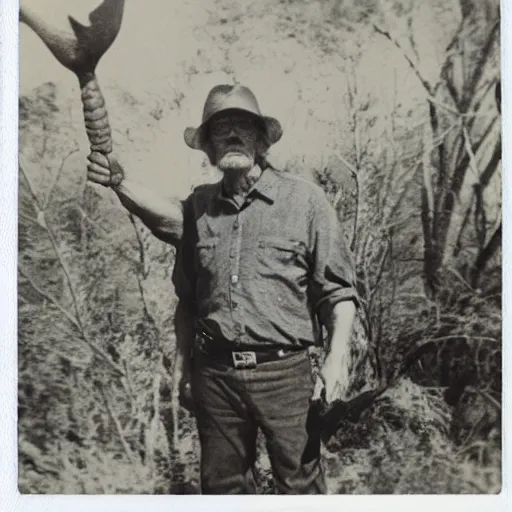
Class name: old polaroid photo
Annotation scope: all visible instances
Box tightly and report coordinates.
[1,0,509,509]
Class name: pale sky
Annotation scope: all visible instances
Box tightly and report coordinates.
[19,0,209,95]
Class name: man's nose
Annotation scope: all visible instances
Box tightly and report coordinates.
[227,126,238,137]
[226,134,242,145]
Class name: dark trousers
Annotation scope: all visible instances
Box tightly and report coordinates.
[191,348,326,494]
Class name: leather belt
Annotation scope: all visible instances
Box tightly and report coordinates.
[195,331,305,369]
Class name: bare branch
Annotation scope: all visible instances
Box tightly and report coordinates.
[44,223,82,314]
[479,134,502,188]
[75,204,110,234]
[434,116,498,266]
[114,249,145,273]
[122,354,137,407]
[334,152,358,178]
[20,162,87,340]
[467,79,499,129]
[127,214,164,367]
[473,182,487,251]
[20,160,127,377]
[461,20,500,111]
[19,264,80,330]
[435,12,467,103]
[373,24,433,94]
[445,265,474,291]
[406,16,419,61]
[145,372,162,477]
[421,124,435,222]
[425,95,489,119]
[334,153,359,251]
[441,60,461,109]
[19,162,43,211]
[448,117,498,205]
[445,15,466,54]
[99,384,135,463]
[421,186,438,297]
[470,222,501,288]
[462,125,480,180]
[450,116,497,183]
[128,213,149,278]
[44,146,80,210]
[22,164,125,376]
[430,117,462,145]
[384,120,457,227]
[453,195,474,258]
[368,242,391,307]
[19,265,125,376]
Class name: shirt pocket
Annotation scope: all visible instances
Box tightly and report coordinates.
[256,236,310,289]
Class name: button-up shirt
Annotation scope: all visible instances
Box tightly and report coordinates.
[172,165,358,349]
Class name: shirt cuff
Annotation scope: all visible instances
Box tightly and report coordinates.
[315,287,360,325]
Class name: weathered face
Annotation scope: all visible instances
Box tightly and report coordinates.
[208,112,263,172]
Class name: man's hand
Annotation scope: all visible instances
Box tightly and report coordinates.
[172,363,195,414]
[315,300,357,404]
[318,351,350,404]
[87,151,125,187]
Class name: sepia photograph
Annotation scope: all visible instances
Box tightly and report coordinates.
[14,0,502,497]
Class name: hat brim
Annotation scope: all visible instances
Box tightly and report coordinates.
[184,109,283,150]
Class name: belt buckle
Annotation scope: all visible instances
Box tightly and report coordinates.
[232,351,257,369]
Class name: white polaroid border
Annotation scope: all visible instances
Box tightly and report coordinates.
[1,0,510,510]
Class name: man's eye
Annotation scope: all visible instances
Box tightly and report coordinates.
[211,119,255,136]
[212,125,230,136]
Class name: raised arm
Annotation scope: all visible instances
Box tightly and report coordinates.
[87,151,184,247]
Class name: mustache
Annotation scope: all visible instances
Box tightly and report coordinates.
[222,145,250,156]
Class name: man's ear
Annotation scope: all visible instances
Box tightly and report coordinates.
[256,132,270,157]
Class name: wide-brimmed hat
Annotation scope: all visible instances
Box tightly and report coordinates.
[184,84,283,150]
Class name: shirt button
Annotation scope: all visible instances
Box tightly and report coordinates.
[231,274,239,285]
[229,248,235,258]
[233,221,239,230]
[232,301,238,309]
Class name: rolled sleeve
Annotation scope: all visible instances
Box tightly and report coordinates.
[309,189,359,326]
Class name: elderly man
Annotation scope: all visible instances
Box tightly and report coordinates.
[87,84,358,494]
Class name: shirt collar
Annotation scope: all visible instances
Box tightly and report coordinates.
[250,165,277,203]
[215,165,277,204]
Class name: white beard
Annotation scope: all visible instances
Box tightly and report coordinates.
[217,152,254,172]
